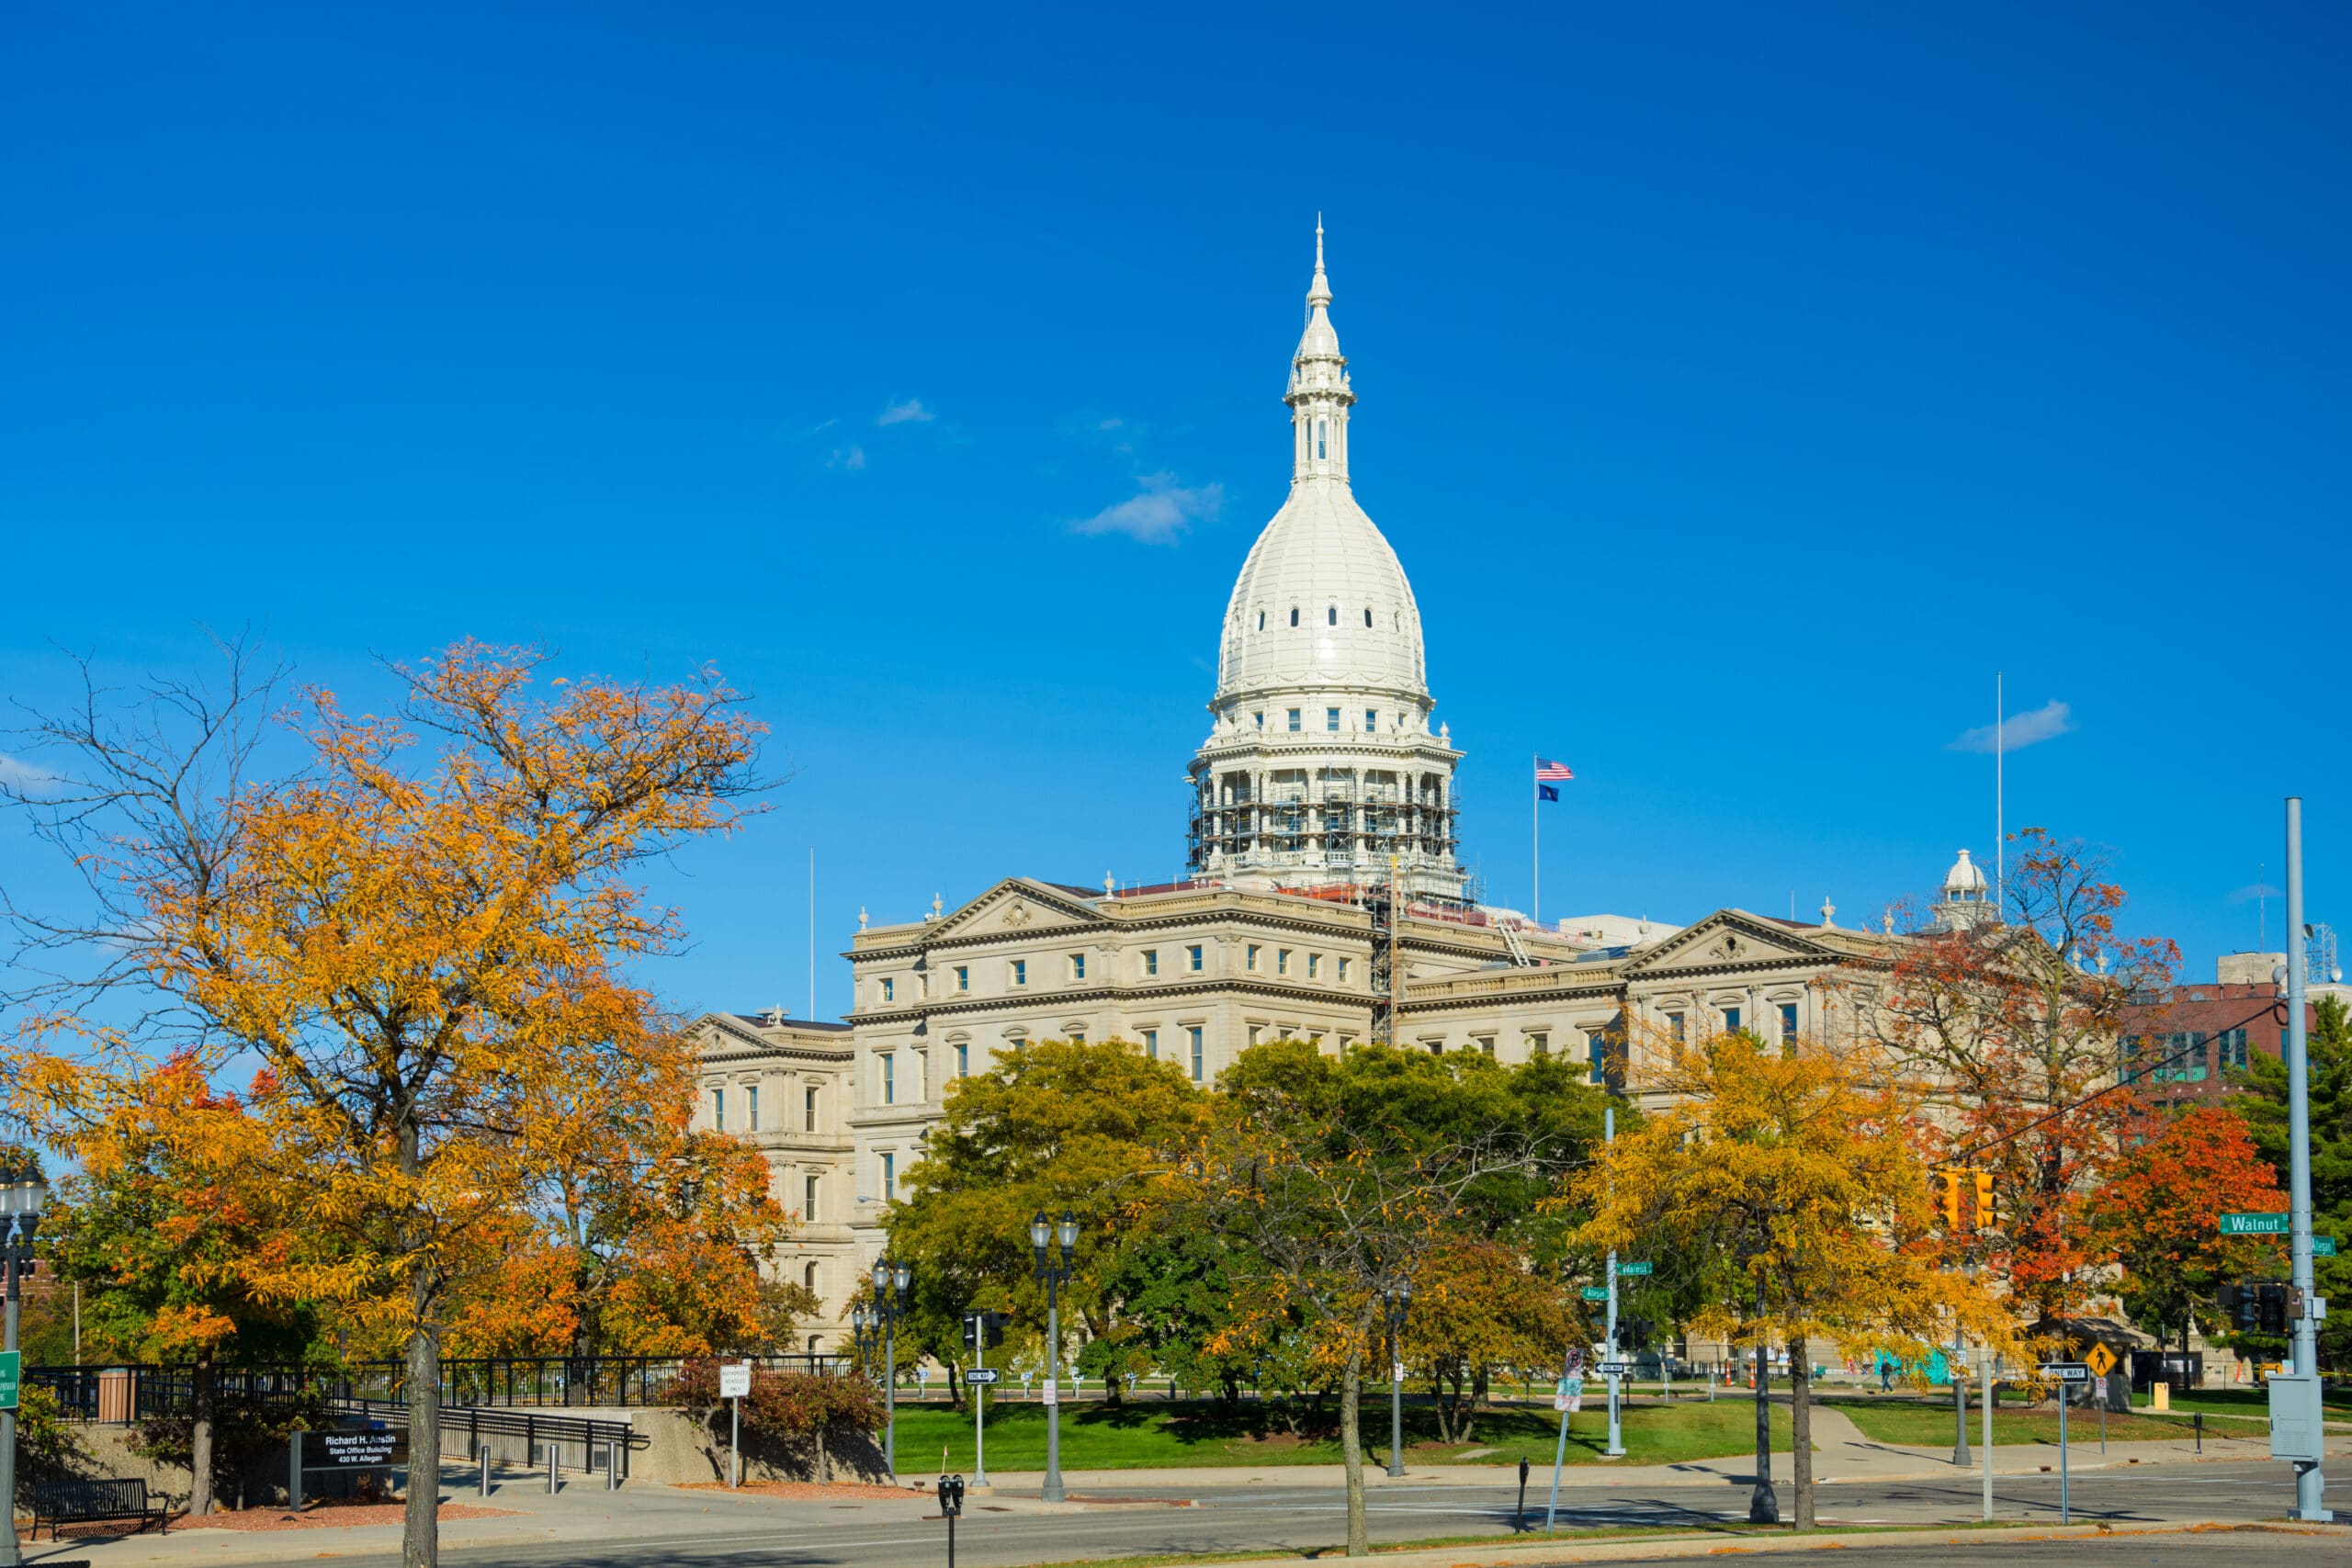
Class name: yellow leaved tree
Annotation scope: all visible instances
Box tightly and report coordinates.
[4,640,764,1567]
[1577,1029,2013,1529]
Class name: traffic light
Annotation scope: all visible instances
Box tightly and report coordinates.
[961,1310,1005,1350]
[1973,1171,1996,1228]
[1623,1317,1655,1352]
[1937,1169,1962,1229]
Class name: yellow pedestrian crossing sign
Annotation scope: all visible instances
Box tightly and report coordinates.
[2083,1343,2117,1379]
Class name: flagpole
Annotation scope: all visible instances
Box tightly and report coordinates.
[1532,754,1540,925]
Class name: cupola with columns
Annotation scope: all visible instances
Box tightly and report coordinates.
[1187,226,1467,905]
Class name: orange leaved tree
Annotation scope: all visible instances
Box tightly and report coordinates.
[4,640,761,1567]
[1858,828,2179,1319]
[1577,1030,2012,1530]
[2093,1105,2285,1366]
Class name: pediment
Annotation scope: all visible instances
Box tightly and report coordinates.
[930,877,1107,942]
[1623,910,1833,976]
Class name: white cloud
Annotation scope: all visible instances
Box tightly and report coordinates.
[2227,882,2285,905]
[0,753,60,795]
[1069,473,1224,545]
[1098,417,1125,431]
[876,399,935,426]
[1950,699,2074,755]
[827,445,867,472]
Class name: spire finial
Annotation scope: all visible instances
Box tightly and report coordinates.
[1306,217,1332,309]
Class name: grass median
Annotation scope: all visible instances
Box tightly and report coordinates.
[888,1395,1792,1475]
[1824,1395,2206,1447]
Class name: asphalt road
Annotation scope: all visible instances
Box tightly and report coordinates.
[198,1461,2334,1568]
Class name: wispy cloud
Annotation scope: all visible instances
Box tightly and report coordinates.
[877,398,935,426]
[827,446,867,472]
[2227,882,2284,905]
[1950,699,2074,755]
[0,753,60,795]
[1069,473,1224,545]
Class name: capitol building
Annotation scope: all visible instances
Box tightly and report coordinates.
[692,233,1981,1352]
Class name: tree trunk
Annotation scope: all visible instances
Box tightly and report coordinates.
[1789,1336,1815,1529]
[190,1352,216,1517]
[1340,1348,1368,1558]
[1748,1331,1779,1524]
[403,1272,441,1568]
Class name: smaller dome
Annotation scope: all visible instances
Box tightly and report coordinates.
[1943,848,1987,895]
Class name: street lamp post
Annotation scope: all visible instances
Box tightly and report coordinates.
[1030,1210,1078,1504]
[1379,1282,1412,1478]
[860,1258,912,1475]
[0,1168,50,1568]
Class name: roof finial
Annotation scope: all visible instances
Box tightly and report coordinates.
[1306,216,1332,309]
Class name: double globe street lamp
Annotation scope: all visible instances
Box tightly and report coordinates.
[1379,1280,1413,1478]
[0,1168,49,1568]
[1029,1210,1079,1504]
[853,1257,913,1473]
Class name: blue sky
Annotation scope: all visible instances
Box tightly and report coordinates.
[4,3,2346,1019]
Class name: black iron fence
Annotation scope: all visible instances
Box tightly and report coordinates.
[27,1352,850,1423]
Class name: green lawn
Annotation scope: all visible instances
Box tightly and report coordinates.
[2130,1384,2352,1417]
[887,1396,1792,1474]
[1826,1397,2199,1447]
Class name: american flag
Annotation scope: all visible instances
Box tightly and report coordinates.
[1534,757,1575,781]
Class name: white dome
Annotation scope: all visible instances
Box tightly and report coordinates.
[1215,483,1428,704]
[1943,848,1987,895]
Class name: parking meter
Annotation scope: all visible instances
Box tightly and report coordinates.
[936,1472,967,1566]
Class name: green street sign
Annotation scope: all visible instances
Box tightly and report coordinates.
[1618,1261,1654,1277]
[0,1351,18,1412]
[1580,1286,1610,1302]
[2219,1213,2290,1235]
[2316,1236,2339,1257]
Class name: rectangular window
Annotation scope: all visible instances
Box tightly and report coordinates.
[1143,1029,1159,1060]
[1723,1006,1742,1034]
[956,965,969,993]
[1069,1028,1085,1044]
[1070,953,1086,981]
[1012,959,1027,987]
[881,1151,895,1195]
[1779,1002,1799,1043]
[747,1085,760,1132]
[1247,944,1261,971]
[804,1173,819,1222]
[1365,707,1378,732]
[1338,957,1351,983]
[1528,1031,1548,1056]
[1476,1036,1496,1057]
[1276,949,1291,976]
[1254,712,1264,729]
[1286,708,1301,732]
[956,1043,969,1077]
[1189,1026,1204,1082]
[2121,1036,2143,1083]
[2221,1028,2250,1070]
[881,977,894,1003]
[1307,953,1320,979]
[710,1087,725,1131]
[1144,949,1159,976]
[1588,1033,1608,1084]
[1326,707,1340,732]
[1187,944,1204,973]
[1668,1011,1686,1044]
[804,1086,818,1131]
[1248,1024,1263,1046]
[881,1053,895,1105]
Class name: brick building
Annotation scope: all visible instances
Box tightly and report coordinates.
[2122,952,2351,1102]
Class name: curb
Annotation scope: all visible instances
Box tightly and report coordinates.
[1149,1520,2338,1568]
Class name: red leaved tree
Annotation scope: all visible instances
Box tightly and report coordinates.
[2093,1106,2285,1364]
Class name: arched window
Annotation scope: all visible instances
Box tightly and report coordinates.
[1363,607,1373,627]
[1317,420,1327,458]
[1327,605,1337,626]
[804,1261,820,1292]
[1289,607,1299,627]
[1256,610,1264,630]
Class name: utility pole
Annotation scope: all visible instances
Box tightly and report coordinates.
[2283,798,2333,1523]
[1603,1107,1623,1458]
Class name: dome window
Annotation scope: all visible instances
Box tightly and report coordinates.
[1290,607,1299,627]
[1363,607,1373,627]
[1327,605,1337,626]
[1257,611,1265,631]
[1317,419,1327,458]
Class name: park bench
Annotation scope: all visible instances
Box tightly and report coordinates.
[28,1476,169,1539]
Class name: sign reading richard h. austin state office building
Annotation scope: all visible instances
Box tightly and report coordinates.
[688,231,1952,1354]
